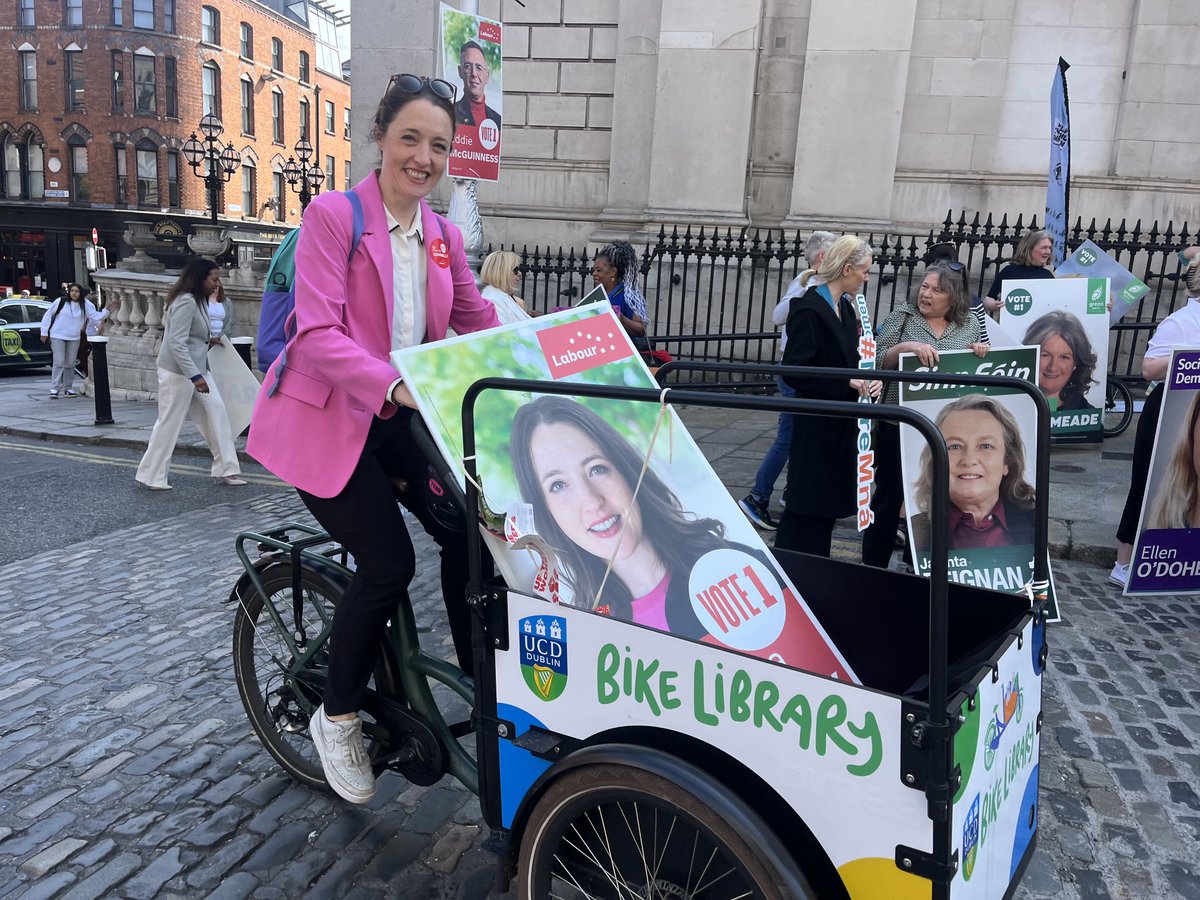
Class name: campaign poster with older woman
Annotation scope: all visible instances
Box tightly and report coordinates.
[1127,349,1200,595]
[897,347,1059,619]
[392,302,859,682]
[985,277,1110,441]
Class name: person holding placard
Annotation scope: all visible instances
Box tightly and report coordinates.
[861,261,988,569]
[986,229,1054,313]
[1110,259,1200,586]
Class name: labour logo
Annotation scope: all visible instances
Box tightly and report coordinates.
[519,615,568,702]
[983,672,1024,770]
[962,793,981,881]
[536,316,633,379]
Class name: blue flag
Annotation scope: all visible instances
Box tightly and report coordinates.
[1045,58,1071,267]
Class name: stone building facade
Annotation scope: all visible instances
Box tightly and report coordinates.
[0,0,350,292]
[354,0,1200,247]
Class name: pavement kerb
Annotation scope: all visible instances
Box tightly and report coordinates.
[0,424,252,461]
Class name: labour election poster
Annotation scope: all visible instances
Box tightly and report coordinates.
[392,303,859,681]
[1126,349,1200,595]
[898,347,1058,619]
[439,3,502,181]
[1054,239,1150,324]
[986,277,1109,441]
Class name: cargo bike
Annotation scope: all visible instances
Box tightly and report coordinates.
[228,366,1051,899]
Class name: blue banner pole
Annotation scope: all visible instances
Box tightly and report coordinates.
[1045,57,1071,267]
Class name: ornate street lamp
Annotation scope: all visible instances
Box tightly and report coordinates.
[181,113,242,225]
[282,137,325,211]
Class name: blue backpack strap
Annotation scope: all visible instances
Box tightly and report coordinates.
[267,189,366,399]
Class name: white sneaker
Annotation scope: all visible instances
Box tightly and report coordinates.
[1108,563,1130,588]
[309,705,376,804]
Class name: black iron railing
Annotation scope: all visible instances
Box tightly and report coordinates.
[487,210,1195,384]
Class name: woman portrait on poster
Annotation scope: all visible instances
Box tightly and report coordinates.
[1022,309,1098,412]
[910,395,1037,553]
[1146,392,1200,530]
[511,395,779,639]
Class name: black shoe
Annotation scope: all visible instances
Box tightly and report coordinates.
[738,494,778,530]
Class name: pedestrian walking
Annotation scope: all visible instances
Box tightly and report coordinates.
[247,73,501,805]
[774,235,881,557]
[39,283,108,398]
[1110,253,1200,586]
[739,230,836,530]
[135,259,247,491]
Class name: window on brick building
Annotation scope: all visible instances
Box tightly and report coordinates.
[299,98,309,141]
[298,51,310,84]
[134,52,156,114]
[240,22,253,59]
[201,6,219,45]
[19,0,35,26]
[68,137,88,202]
[272,90,284,143]
[114,145,128,203]
[19,50,37,110]
[271,38,283,72]
[163,0,174,33]
[344,107,350,139]
[110,0,121,26]
[136,140,158,206]
[164,57,177,117]
[344,159,351,191]
[324,100,334,134]
[112,52,125,112]
[166,148,179,207]
[273,170,284,221]
[241,162,256,217]
[65,48,85,111]
[240,77,255,135]
[202,62,221,118]
[325,154,334,188]
[65,0,82,26]
[133,0,153,29]
[3,135,44,200]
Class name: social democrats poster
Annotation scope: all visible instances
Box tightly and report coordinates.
[986,277,1110,441]
[898,347,1059,620]
[392,303,858,682]
[1127,348,1200,595]
[1053,239,1150,324]
[440,3,502,181]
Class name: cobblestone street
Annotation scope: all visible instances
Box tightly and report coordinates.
[0,439,1198,898]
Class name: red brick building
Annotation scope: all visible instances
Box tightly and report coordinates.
[0,0,350,293]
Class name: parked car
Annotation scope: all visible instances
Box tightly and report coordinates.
[0,298,52,368]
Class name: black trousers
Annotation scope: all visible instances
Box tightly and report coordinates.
[299,409,472,716]
[1116,383,1164,545]
[862,421,903,568]
[776,511,835,558]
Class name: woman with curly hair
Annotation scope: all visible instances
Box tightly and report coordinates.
[592,240,650,351]
[1021,310,1098,412]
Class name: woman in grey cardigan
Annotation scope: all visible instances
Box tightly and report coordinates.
[135,258,246,490]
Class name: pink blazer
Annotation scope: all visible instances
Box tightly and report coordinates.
[247,172,500,498]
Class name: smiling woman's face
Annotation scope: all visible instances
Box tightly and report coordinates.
[1038,333,1075,399]
[943,409,1009,514]
[376,98,454,215]
[529,420,644,562]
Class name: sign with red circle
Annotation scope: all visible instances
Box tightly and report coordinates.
[430,238,450,269]
[92,228,98,245]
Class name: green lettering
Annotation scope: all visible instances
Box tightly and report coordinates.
[845,713,883,776]
[816,695,854,757]
[729,670,752,722]
[753,679,783,732]
[693,660,719,726]
[780,692,812,749]
[661,668,681,710]
[597,644,620,704]
[633,657,662,717]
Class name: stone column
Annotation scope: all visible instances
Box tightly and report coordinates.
[783,0,918,230]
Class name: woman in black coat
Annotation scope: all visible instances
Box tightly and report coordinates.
[777,235,881,556]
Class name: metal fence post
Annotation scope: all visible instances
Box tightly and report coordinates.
[88,335,114,425]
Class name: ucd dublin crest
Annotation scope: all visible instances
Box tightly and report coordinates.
[519,616,568,702]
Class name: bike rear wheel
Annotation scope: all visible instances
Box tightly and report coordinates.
[517,763,813,900]
[1103,377,1134,438]
[232,564,398,791]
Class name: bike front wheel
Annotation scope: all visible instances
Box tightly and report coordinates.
[231,564,398,791]
[1103,377,1134,438]
[516,763,813,900]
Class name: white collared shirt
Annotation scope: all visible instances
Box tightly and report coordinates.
[384,205,428,353]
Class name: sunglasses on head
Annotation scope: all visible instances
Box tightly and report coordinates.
[386,73,457,103]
